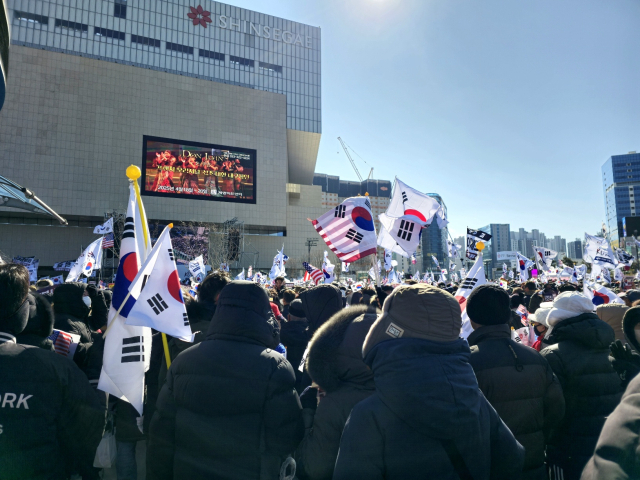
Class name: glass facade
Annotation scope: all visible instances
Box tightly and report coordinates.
[7,0,321,133]
[602,152,640,246]
[421,194,448,273]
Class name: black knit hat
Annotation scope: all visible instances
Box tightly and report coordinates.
[288,299,305,318]
[467,284,511,326]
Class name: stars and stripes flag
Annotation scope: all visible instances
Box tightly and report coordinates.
[49,329,81,357]
[302,262,324,285]
[311,196,378,263]
[102,233,115,249]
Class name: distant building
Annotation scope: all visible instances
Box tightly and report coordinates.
[567,239,583,261]
[602,151,640,247]
[421,194,448,275]
[479,224,511,279]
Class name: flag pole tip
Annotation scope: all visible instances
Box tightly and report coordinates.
[168,223,173,228]
[126,165,141,180]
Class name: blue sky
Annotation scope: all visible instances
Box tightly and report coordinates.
[232,0,640,241]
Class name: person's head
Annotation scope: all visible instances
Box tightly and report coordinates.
[530,307,552,337]
[208,280,280,349]
[623,290,640,308]
[0,264,31,335]
[466,285,511,329]
[404,279,417,286]
[362,284,461,358]
[544,282,555,292]
[275,276,285,290]
[199,271,230,304]
[545,291,594,328]
[282,289,296,306]
[558,283,577,293]
[509,294,524,310]
[52,283,91,319]
[523,281,536,295]
[35,278,54,289]
[288,299,305,321]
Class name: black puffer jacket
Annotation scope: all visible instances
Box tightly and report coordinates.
[0,336,105,480]
[333,338,525,480]
[468,324,565,480]
[157,298,216,386]
[147,281,304,480]
[53,283,106,383]
[295,306,376,480]
[541,313,623,472]
[16,293,55,351]
[581,372,640,479]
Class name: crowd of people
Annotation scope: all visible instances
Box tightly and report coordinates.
[3,264,640,480]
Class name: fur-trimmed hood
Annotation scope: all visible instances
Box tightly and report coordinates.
[306,305,377,393]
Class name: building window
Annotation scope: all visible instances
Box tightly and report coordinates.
[114,0,127,19]
[199,49,225,63]
[94,27,125,42]
[54,19,89,36]
[131,34,161,49]
[259,61,283,75]
[166,42,194,55]
[14,11,48,27]
[229,55,254,68]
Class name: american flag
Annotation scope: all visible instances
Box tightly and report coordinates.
[302,262,324,285]
[311,197,378,263]
[49,329,77,357]
[102,233,114,248]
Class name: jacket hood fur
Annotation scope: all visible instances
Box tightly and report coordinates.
[306,305,377,393]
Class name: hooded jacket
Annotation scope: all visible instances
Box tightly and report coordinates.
[581,372,640,479]
[53,283,105,383]
[16,293,55,351]
[596,303,627,342]
[147,281,304,480]
[468,324,565,480]
[299,284,343,336]
[541,312,623,471]
[295,306,376,480]
[333,338,525,480]
[0,297,105,480]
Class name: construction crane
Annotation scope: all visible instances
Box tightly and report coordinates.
[338,137,373,181]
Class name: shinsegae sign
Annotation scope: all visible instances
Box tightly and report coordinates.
[218,15,313,48]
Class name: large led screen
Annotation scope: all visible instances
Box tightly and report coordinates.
[142,136,256,204]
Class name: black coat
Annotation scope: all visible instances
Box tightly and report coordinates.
[333,338,525,480]
[295,306,376,480]
[16,293,55,351]
[541,312,623,472]
[468,324,565,480]
[280,318,308,381]
[53,283,106,384]
[581,373,640,479]
[147,281,304,480]
[0,337,106,480]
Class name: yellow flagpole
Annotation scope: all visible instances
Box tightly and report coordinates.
[125,165,172,369]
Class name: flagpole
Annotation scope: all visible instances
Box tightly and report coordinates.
[125,165,172,369]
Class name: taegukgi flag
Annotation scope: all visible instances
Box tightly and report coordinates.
[98,182,152,415]
[66,237,104,282]
[466,228,492,261]
[454,253,486,339]
[126,224,194,342]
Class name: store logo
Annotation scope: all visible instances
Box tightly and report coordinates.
[187,5,212,28]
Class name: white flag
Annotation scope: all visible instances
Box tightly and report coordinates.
[52,275,64,285]
[98,183,152,415]
[385,178,443,225]
[432,255,440,269]
[602,268,611,284]
[533,246,557,272]
[247,266,253,279]
[93,217,114,234]
[455,253,486,339]
[188,255,206,283]
[378,225,410,257]
[448,240,462,258]
[583,233,618,268]
[66,237,104,282]
[341,262,350,273]
[516,252,534,283]
[412,270,420,281]
[235,268,245,281]
[125,225,194,342]
[614,266,624,282]
[378,213,422,257]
